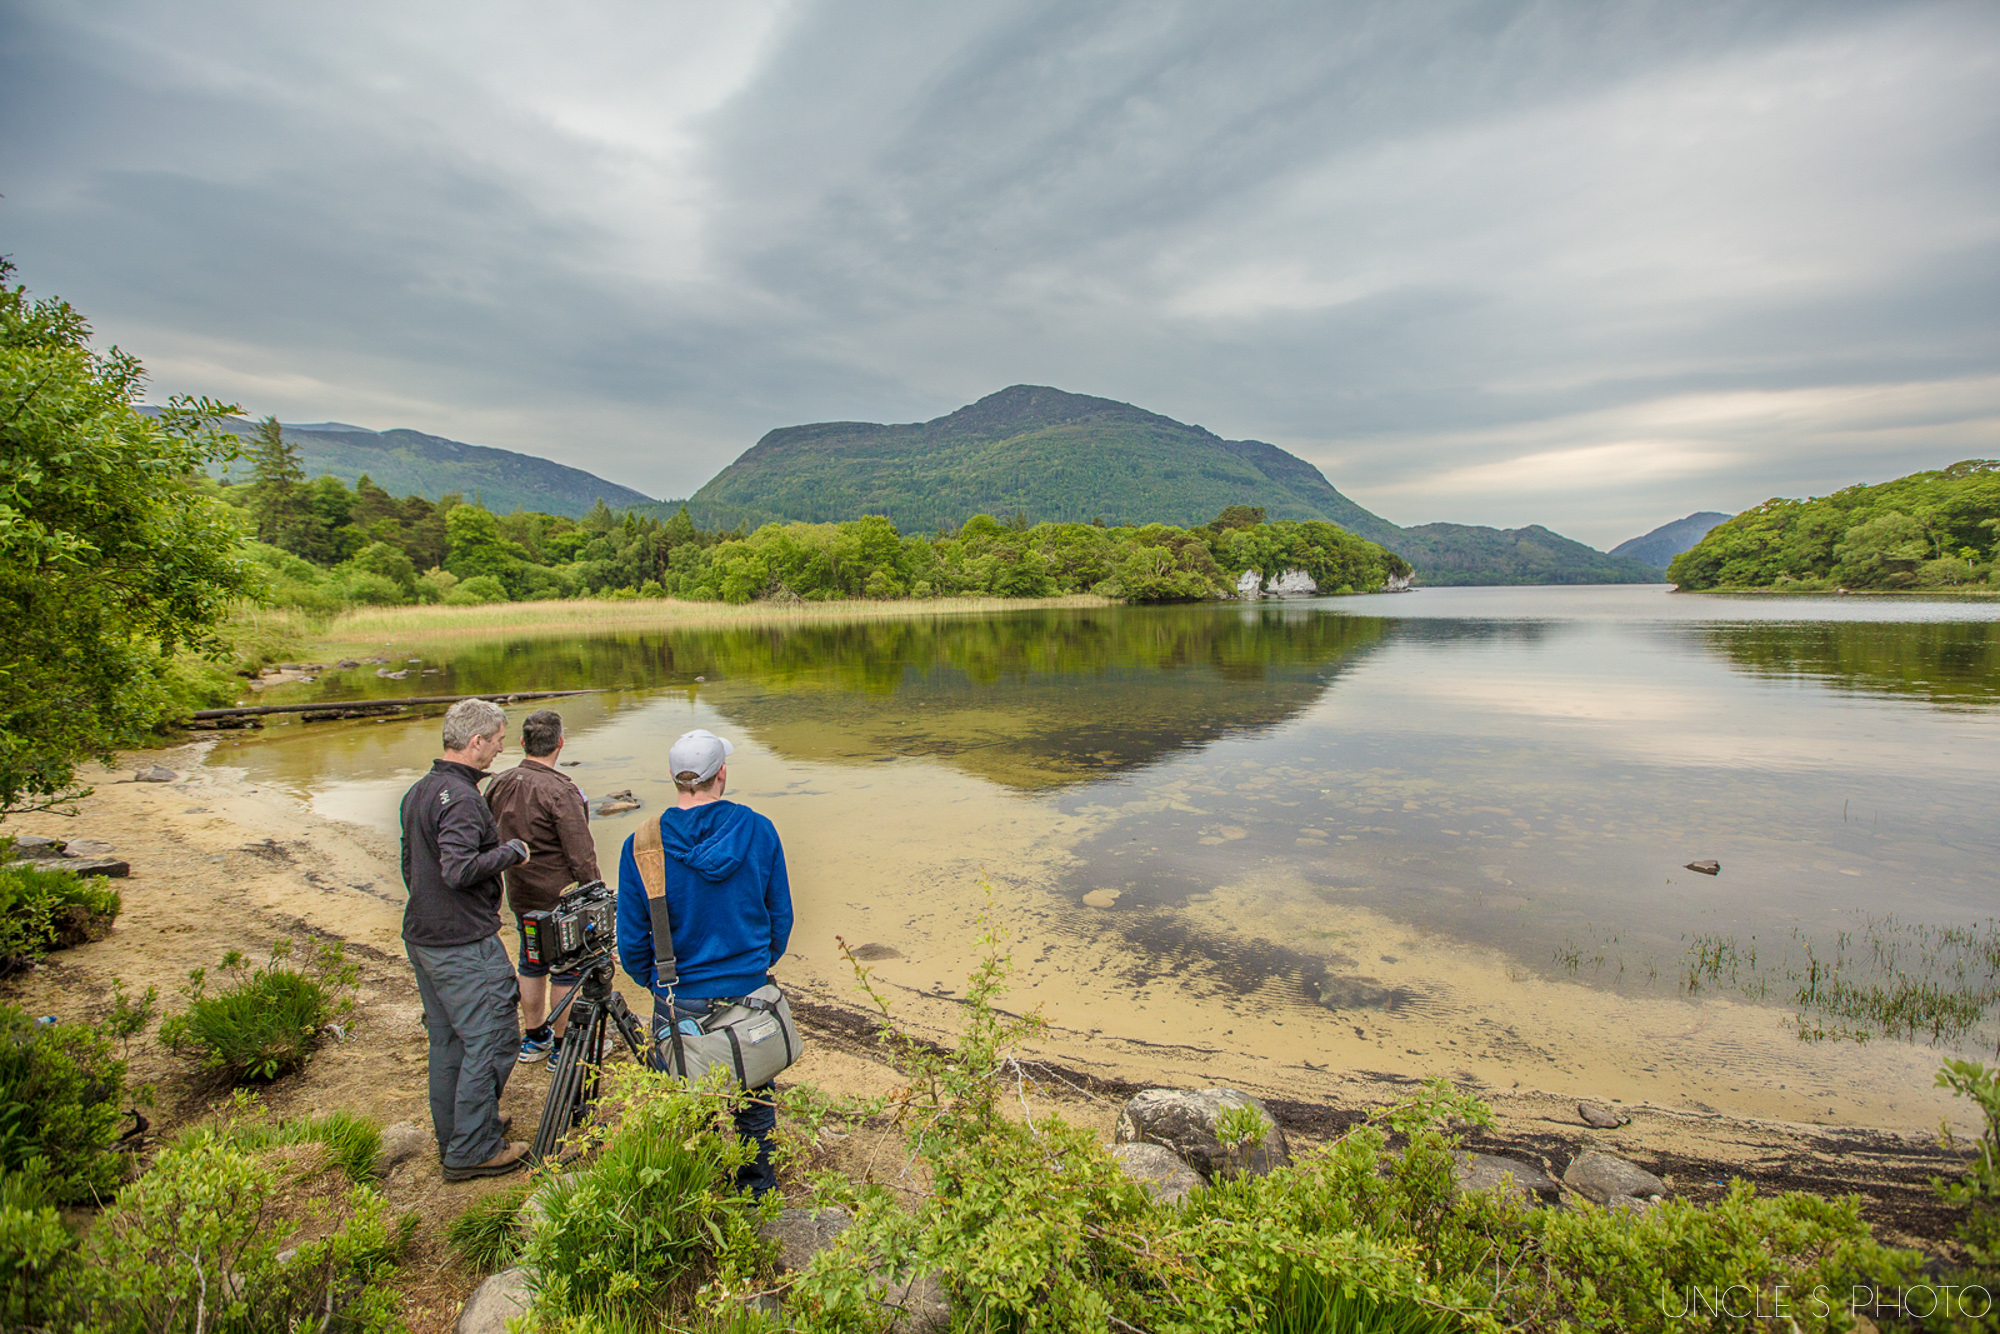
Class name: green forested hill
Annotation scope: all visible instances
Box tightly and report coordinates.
[192,416,655,517]
[680,385,1400,541]
[1669,460,2000,591]
[1396,523,1664,585]
[674,385,1658,585]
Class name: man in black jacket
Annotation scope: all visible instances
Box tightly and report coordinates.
[400,698,532,1180]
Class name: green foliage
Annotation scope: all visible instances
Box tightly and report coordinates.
[0,1003,131,1202]
[0,859,120,973]
[0,261,256,815]
[44,1132,412,1333]
[1935,1059,2000,1265]
[1671,459,2000,590]
[158,938,358,1082]
[0,1184,75,1328]
[522,1066,773,1324]
[448,1180,534,1274]
[1393,522,1660,586]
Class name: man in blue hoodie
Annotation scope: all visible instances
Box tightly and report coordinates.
[615,728,793,1194]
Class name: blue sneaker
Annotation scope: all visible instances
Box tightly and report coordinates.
[545,1035,563,1071]
[518,1031,553,1064]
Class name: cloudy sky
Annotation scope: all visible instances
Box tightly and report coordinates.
[3,1,1996,545]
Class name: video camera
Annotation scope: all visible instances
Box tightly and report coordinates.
[520,879,616,975]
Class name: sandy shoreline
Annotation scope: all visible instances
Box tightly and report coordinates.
[1,744,1977,1321]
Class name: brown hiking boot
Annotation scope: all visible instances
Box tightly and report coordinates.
[442,1141,529,1182]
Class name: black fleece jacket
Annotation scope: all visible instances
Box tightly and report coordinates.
[399,759,526,947]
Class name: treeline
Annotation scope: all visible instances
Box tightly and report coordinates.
[215,420,1411,609]
[1669,459,2000,591]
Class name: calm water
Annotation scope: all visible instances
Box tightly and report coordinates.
[219,587,2000,1116]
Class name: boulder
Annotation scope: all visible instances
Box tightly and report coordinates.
[376,1119,431,1174]
[761,1207,852,1272]
[64,839,116,856]
[1114,1088,1291,1181]
[456,1266,532,1334]
[133,766,177,783]
[336,659,362,669]
[1563,1150,1666,1204]
[1454,1152,1560,1205]
[1110,1142,1205,1204]
[1578,1103,1629,1129]
[6,835,66,860]
[62,857,128,879]
[1605,1193,1658,1216]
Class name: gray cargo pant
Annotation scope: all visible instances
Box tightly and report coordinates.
[407,935,520,1170]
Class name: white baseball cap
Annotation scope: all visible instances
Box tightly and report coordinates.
[669,729,734,784]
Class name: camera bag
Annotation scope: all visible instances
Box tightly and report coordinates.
[633,813,804,1089]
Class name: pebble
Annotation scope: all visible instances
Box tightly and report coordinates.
[133,766,178,783]
[1684,859,1720,875]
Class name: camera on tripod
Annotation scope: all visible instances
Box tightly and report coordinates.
[520,879,616,975]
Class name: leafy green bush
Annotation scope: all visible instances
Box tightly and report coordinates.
[0,1003,131,1202]
[1936,1059,2000,1265]
[0,859,120,974]
[0,1190,73,1329]
[522,1066,772,1323]
[48,1133,412,1333]
[159,938,357,1082]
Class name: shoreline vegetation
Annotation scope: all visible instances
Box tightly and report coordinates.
[1670,459,2000,593]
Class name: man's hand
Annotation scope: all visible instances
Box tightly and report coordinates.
[506,838,531,864]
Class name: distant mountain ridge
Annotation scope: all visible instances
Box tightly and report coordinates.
[1611,512,1733,568]
[189,415,655,518]
[676,385,1660,585]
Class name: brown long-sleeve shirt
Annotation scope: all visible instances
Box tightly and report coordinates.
[485,758,601,916]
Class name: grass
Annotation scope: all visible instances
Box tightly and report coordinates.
[158,939,358,1083]
[446,1180,534,1273]
[314,593,1117,651]
[183,1105,386,1184]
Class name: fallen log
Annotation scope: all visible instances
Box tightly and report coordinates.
[186,689,596,721]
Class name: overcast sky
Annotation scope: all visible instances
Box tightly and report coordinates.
[4,1,1996,545]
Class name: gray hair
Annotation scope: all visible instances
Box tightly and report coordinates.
[441,698,507,752]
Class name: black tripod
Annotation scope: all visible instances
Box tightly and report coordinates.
[529,954,651,1163]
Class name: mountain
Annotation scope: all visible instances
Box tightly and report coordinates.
[680,385,1660,585]
[1396,523,1668,585]
[1610,512,1733,569]
[196,416,655,518]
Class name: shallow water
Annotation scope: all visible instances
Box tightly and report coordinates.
[218,587,2000,1125]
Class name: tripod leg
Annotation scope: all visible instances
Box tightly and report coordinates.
[532,1001,593,1163]
[603,992,651,1065]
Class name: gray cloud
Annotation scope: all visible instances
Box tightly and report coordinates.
[2,0,1995,544]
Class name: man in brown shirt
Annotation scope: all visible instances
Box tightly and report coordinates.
[485,708,601,1067]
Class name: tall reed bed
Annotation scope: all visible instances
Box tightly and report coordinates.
[315,593,1116,649]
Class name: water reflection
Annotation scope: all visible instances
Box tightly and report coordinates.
[1695,620,2000,709]
[307,607,1391,791]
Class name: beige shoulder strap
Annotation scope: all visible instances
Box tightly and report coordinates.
[633,815,679,977]
[634,814,668,900]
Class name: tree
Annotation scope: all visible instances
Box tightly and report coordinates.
[243,415,305,551]
[0,262,255,815]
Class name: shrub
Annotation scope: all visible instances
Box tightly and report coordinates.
[0,859,120,974]
[445,573,509,605]
[159,938,357,1082]
[0,1191,73,1328]
[522,1066,772,1323]
[62,1133,411,1332]
[1936,1059,2000,1265]
[0,1004,131,1201]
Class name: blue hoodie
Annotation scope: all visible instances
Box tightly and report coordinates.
[616,800,793,1004]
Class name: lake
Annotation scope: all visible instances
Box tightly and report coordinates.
[215,586,2000,1129]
